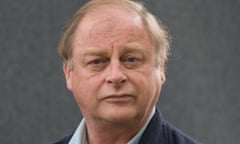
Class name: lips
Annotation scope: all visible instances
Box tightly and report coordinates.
[102,94,135,103]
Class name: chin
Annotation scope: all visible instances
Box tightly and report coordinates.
[100,106,140,124]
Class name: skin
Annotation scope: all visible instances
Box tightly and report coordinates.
[63,4,165,144]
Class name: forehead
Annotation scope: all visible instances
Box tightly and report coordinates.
[70,3,155,59]
[73,4,146,40]
[83,4,141,25]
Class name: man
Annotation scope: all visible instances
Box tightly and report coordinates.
[55,0,199,143]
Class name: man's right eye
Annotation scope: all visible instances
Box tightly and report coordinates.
[90,59,102,65]
[87,58,109,71]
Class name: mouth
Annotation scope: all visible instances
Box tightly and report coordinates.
[103,94,135,104]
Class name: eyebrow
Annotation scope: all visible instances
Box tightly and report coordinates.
[122,43,146,55]
[82,48,108,57]
[81,43,146,57]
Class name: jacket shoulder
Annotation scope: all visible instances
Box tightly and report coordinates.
[140,109,200,144]
[161,120,200,144]
[53,134,72,144]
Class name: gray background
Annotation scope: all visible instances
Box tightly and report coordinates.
[0,0,239,143]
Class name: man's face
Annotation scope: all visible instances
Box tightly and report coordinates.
[64,5,165,125]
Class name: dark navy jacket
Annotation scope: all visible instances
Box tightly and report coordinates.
[54,109,199,144]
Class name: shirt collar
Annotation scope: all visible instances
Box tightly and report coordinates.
[69,118,87,144]
[128,107,156,144]
[69,107,156,144]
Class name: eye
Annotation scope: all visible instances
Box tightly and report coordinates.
[90,59,102,65]
[87,58,109,71]
[127,57,137,63]
[121,55,143,69]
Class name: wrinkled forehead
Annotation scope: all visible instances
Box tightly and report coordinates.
[84,3,141,22]
[75,4,144,37]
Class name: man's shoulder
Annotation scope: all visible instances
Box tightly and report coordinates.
[53,134,73,144]
[160,119,200,144]
[53,110,200,144]
[140,109,200,144]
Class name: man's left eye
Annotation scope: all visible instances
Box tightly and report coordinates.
[127,57,137,62]
[121,56,143,69]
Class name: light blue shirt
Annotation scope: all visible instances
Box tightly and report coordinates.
[69,107,156,144]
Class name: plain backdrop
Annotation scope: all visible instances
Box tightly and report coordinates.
[0,0,239,143]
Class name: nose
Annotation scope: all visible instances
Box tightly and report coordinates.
[105,60,127,85]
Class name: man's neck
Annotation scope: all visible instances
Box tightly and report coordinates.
[84,108,156,144]
[85,118,142,144]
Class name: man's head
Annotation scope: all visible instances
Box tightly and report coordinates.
[58,0,169,126]
[58,0,169,68]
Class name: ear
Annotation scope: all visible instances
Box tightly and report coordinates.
[159,62,166,84]
[63,62,73,91]
[160,70,166,84]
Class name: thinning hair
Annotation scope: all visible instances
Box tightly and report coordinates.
[58,0,170,68]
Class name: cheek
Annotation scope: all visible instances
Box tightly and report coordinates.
[129,69,162,102]
[69,56,108,111]
[71,81,98,116]
[70,71,104,108]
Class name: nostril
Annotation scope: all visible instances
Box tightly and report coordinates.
[119,79,126,83]
[106,76,126,84]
